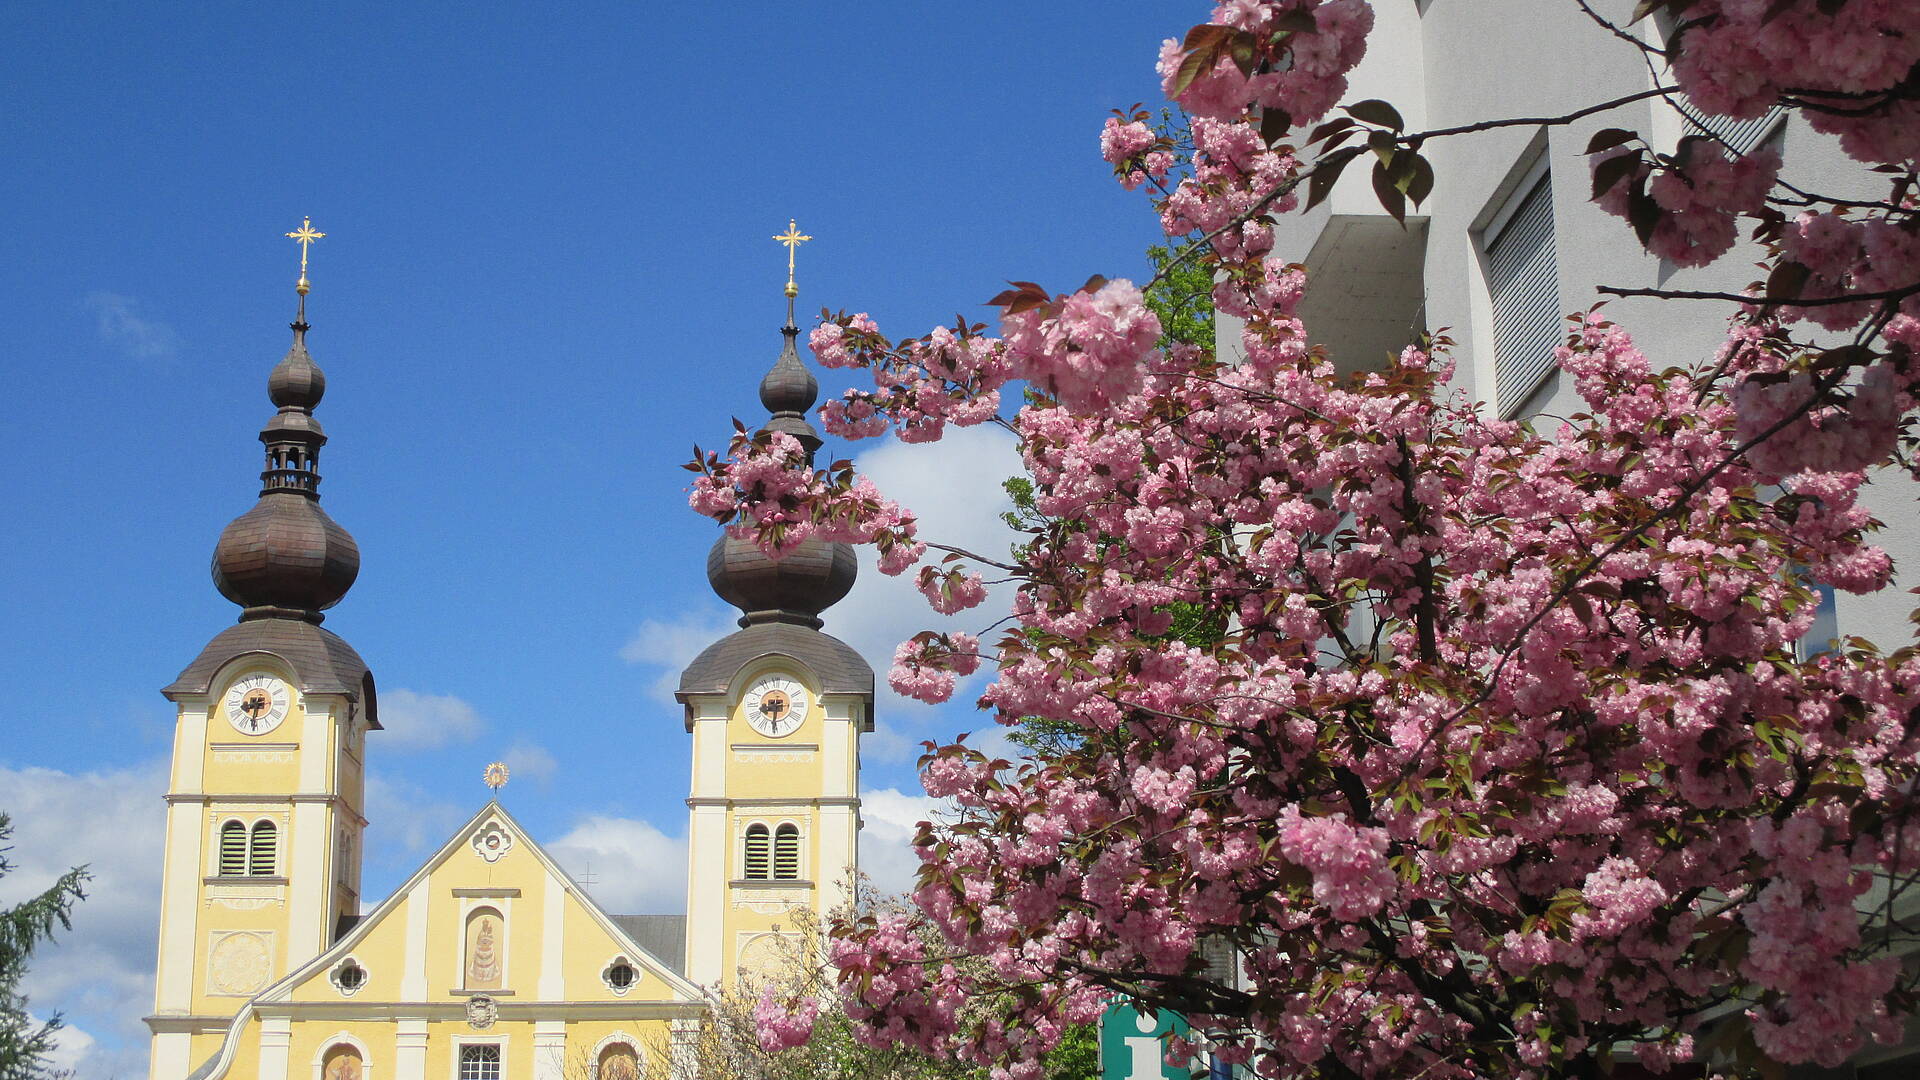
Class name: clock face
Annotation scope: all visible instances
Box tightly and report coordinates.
[224,674,291,736]
[743,676,808,738]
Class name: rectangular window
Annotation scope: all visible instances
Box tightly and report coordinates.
[459,1044,501,1080]
[1485,171,1561,414]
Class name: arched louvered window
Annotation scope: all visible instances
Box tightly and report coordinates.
[743,824,770,880]
[249,820,277,876]
[773,824,800,880]
[219,820,248,876]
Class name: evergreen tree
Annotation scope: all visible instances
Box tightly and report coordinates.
[0,813,87,1080]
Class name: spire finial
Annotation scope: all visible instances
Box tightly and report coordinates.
[285,216,325,323]
[773,218,811,322]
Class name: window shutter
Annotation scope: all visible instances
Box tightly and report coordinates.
[1698,105,1784,157]
[249,821,276,876]
[219,821,248,876]
[1487,174,1560,413]
[743,825,770,880]
[773,824,800,880]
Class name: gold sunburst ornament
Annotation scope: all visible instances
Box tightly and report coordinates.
[483,762,510,791]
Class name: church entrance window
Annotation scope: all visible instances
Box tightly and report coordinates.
[459,1044,501,1080]
[464,907,505,990]
[597,1043,640,1080]
[321,1044,363,1080]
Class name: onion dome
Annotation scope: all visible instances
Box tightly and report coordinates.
[705,239,857,630]
[210,314,360,623]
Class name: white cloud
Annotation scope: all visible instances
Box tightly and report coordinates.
[502,740,558,787]
[377,688,488,750]
[0,759,169,1080]
[83,291,180,362]
[362,769,466,865]
[620,607,740,704]
[546,816,688,915]
[858,786,955,899]
[825,424,1024,755]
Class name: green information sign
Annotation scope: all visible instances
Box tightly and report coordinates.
[1097,998,1191,1080]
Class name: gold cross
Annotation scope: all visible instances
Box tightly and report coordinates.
[285,216,325,296]
[773,219,811,298]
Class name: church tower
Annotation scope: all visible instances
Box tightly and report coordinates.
[147,224,379,1080]
[676,226,874,987]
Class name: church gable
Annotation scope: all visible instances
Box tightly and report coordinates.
[267,802,699,1006]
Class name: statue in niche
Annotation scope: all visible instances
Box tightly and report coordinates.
[322,1047,362,1080]
[599,1045,640,1080]
[466,910,503,989]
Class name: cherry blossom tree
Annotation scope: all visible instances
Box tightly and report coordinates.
[690,2,1920,1077]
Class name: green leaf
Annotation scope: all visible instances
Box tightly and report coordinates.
[1344,99,1405,132]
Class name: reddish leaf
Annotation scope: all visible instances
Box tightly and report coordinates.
[1308,117,1357,145]
[1372,160,1408,224]
[1271,9,1318,32]
[1406,152,1436,208]
[1305,148,1357,212]
[1585,127,1637,155]
[1344,99,1405,132]
[1591,148,1644,200]
[1764,260,1811,303]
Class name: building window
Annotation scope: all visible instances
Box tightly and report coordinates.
[602,957,638,995]
[598,1043,641,1080]
[1484,169,1561,414]
[1798,582,1840,660]
[249,821,277,876]
[743,824,770,880]
[464,907,505,990]
[1697,106,1785,157]
[329,957,368,996]
[321,1044,364,1080]
[773,824,801,880]
[218,821,248,876]
[459,1044,501,1080]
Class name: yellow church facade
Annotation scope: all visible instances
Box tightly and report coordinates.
[145,228,874,1080]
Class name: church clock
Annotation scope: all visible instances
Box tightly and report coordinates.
[743,675,808,738]
[224,674,291,736]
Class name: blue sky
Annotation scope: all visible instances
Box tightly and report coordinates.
[0,3,1186,1074]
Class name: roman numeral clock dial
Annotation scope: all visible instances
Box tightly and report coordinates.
[743,676,808,738]
[223,675,291,736]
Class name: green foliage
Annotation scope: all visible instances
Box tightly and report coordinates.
[0,813,87,1080]
[1143,242,1215,351]
[1042,1024,1098,1080]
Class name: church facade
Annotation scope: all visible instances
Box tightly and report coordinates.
[144,251,874,1080]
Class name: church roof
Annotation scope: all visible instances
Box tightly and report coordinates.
[677,621,874,724]
[610,914,687,976]
[162,618,380,726]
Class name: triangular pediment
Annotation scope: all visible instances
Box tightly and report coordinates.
[256,800,700,1005]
